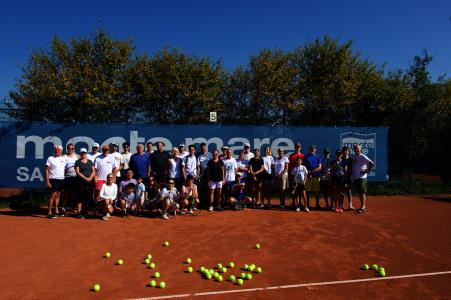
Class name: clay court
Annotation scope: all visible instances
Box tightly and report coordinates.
[1,195,450,299]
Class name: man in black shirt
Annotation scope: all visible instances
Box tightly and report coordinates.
[150,142,170,184]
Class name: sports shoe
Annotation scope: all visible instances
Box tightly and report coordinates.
[295,207,300,212]
[102,215,109,221]
[106,213,111,218]
[75,213,85,219]
[57,212,65,217]
[335,208,340,213]
[47,214,57,219]
[162,213,169,220]
[304,207,310,213]
[279,205,285,209]
[192,206,199,211]
[338,208,344,213]
[208,206,214,211]
[259,204,264,209]
[189,209,193,214]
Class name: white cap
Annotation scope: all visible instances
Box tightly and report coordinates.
[179,143,185,147]
[244,143,250,147]
[92,143,100,148]
[79,148,88,153]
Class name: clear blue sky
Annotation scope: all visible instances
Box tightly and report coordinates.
[1,0,450,99]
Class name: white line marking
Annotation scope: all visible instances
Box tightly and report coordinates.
[126,270,451,300]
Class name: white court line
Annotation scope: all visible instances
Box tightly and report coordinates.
[126,270,451,300]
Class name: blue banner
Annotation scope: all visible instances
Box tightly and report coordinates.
[0,123,388,188]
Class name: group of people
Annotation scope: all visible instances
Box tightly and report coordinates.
[44,140,373,220]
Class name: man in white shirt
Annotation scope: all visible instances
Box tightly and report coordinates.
[243,143,254,161]
[88,143,101,162]
[351,144,374,214]
[178,143,189,159]
[110,142,124,184]
[121,142,132,177]
[45,145,66,219]
[197,142,212,207]
[185,145,199,178]
[94,145,117,201]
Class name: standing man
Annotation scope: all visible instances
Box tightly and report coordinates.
[145,142,154,157]
[110,142,124,184]
[320,148,331,209]
[243,143,254,161]
[178,143,189,160]
[45,145,66,219]
[341,146,354,210]
[130,144,151,182]
[150,142,170,184]
[87,143,101,163]
[94,145,117,201]
[197,142,212,207]
[303,145,322,210]
[351,144,373,214]
[121,142,132,178]
[185,145,199,178]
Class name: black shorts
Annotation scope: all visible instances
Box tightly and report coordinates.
[320,180,330,190]
[64,176,78,191]
[262,171,273,181]
[295,183,305,193]
[331,175,345,186]
[48,179,64,193]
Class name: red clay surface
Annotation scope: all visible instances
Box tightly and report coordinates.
[0,195,450,300]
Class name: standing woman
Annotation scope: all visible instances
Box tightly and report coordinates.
[330,150,347,213]
[74,148,95,218]
[273,148,289,208]
[207,149,225,211]
[169,147,185,191]
[60,143,78,215]
[261,147,274,208]
[98,174,117,220]
[248,148,265,208]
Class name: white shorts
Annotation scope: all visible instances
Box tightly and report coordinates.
[209,181,223,190]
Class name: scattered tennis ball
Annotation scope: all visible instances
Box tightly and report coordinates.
[255,243,261,249]
[246,273,253,280]
[362,264,369,270]
[214,272,219,278]
[164,241,169,247]
[209,269,214,274]
[237,278,244,285]
[229,262,235,268]
[217,263,223,269]
[379,267,385,272]
[229,275,236,282]
[371,264,378,271]
[379,269,386,277]
[186,258,192,264]
[149,280,156,287]
[149,262,156,269]
[117,259,124,265]
[154,272,160,278]
[159,281,166,288]
[93,284,101,292]
[256,267,262,273]
[206,272,212,279]
[200,266,205,272]
[240,272,246,279]
[147,254,152,260]
[248,265,255,272]
[104,252,111,258]
[243,264,249,270]
[145,258,150,264]
[221,267,227,273]
[217,275,223,282]
[187,266,193,273]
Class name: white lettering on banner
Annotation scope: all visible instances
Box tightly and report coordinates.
[16,135,63,159]
[227,138,251,155]
[271,138,295,156]
[185,137,223,152]
[16,167,44,182]
[66,136,96,150]
[102,136,126,148]
[149,137,173,151]
[130,131,145,151]
[253,138,270,152]
[17,167,30,181]
[340,132,377,171]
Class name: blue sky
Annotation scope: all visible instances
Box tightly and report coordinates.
[1,0,450,99]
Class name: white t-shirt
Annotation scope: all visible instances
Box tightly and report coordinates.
[160,187,178,202]
[99,183,117,201]
[291,165,308,183]
[198,152,212,173]
[244,151,254,162]
[64,154,77,178]
[262,155,274,174]
[110,152,124,177]
[45,155,67,180]
[88,152,101,163]
[185,155,199,177]
[94,154,116,181]
[351,154,374,180]
[236,159,249,178]
[122,152,132,169]
[274,156,289,175]
[223,157,238,182]
[178,152,189,160]
[169,157,185,179]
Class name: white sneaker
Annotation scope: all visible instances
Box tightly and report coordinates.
[304,207,310,212]
[189,209,193,214]
[102,215,109,221]
[106,213,111,218]
[162,214,169,220]
[208,206,214,211]
[295,207,300,212]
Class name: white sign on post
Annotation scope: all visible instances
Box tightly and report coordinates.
[210,112,217,122]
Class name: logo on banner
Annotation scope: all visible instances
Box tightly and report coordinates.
[340,132,376,171]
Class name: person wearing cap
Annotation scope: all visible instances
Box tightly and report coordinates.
[351,144,373,214]
[59,143,78,216]
[243,143,254,161]
[74,148,95,218]
[87,143,101,163]
[330,149,347,213]
[45,145,67,219]
[121,142,132,177]
[94,145,117,201]
[304,145,322,210]
[273,147,289,208]
[288,143,304,208]
[178,144,188,159]
[227,173,252,210]
[320,148,332,210]
[149,142,170,184]
[159,179,180,220]
[110,143,124,184]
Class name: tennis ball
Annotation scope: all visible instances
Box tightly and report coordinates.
[149,262,156,269]
[164,241,169,247]
[229,262,235,268]
[147,254,152,260]
[159,281,166,288]
[214,272,219,278]
[237,278,244,285]
[221,267,227,273]
[371,264,378,271]
[256,267,262,273]
[187,267,193,273]
[145,258,150,264]
[246,273,253,280]
[229,275,236,282]
[248,265,255,272]
[209,269,214,274]
[149,280,156,287]
[362,264,369,270]
[200,266,205,272]
[255,243,261,249]
[217,275,223,282]
[379,270,386,277]
[117,259,124,265]
[104,252,111,258]
[243,264,249,270]
[186,258,192,264]
[206,272,212,279]
[154,272,160,278]
[217,263,223,269]
[240,272,246,279]
[93,284,101,292]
